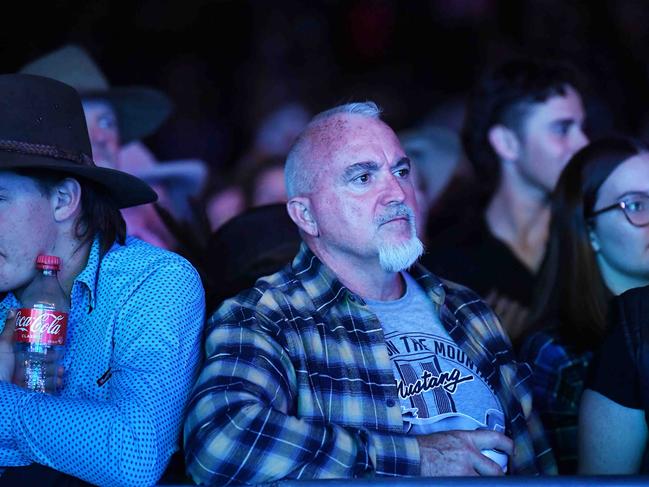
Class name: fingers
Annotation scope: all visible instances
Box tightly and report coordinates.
[3,310,65,392]
[47,366,64,393]
[506,307,530,343]
[13,353,64,394]
[472,450,506,476]
[485,293,509,324]
[485,290,498,306]
[418,430,511,477]
[470,429,514,455]
[0,309,16,343]
[484,292,531,342]
[15,363,62,393]
[469,430,511,476]
[485,291,506,315]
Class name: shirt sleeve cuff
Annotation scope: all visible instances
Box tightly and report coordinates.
[360,428,420,477]
[0,381,31,465]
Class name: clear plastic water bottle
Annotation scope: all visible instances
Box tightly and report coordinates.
[12,255,69,393]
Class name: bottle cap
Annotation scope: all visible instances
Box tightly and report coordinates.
[36,255,61,271]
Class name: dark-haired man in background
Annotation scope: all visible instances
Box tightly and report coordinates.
[422,58,588,346]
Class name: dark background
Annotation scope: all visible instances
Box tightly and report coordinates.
[4,0,649,180]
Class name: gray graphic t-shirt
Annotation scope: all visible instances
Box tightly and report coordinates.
[366,272,506,437]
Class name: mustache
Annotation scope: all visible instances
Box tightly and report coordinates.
[375,204,415,225]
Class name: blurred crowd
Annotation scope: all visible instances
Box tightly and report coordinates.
[5,1,649,483]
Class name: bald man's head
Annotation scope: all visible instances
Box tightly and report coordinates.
[284,102,382,198]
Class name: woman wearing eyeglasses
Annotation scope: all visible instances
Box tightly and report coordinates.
[518,136,649,474]
[578,141,649,473]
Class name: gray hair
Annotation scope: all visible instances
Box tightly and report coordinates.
[285,101,382,198]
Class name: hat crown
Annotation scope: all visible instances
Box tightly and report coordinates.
[0,74,157,209]
[0,74,92,156]
[20,44,110,94]
[19,44,173,144]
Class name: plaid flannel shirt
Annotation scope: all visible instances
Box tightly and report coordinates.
[184,243,556,485]
[519,328,592,474]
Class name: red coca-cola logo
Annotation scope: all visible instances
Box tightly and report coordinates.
[13,308,68,345]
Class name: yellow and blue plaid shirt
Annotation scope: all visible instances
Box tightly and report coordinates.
[184,243,555,485]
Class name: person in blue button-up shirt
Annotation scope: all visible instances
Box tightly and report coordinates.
[0,74,204,486]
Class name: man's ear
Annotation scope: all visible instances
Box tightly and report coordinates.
[488,125,521,161]
[51,177,83,222]
[287,197,318,237]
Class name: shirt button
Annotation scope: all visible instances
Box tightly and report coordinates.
[386,398,396,407]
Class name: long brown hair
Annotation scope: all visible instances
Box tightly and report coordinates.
[532,136,649,350]
[15,169,126,258]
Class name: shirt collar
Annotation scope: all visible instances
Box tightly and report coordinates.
[291,242,350,314]
[409,262,447,310]
[0,291,19,311]
[292,242,449,314]
[72,236,106,311]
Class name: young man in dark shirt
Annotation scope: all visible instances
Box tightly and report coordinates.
[422,58,588,345]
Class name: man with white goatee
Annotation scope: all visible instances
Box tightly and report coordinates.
[183,102,556,484]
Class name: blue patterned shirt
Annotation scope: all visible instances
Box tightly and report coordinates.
[0,236,205,486]
[184,243,555,485]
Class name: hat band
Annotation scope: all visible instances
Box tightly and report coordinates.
[0,139,94,166]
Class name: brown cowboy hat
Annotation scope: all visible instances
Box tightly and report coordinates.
[0,73,157,208]
[19,44,172,144]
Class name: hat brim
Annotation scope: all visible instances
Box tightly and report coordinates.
[134,160,207,195]
[0,151,157,209]
[84,86,172,143]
